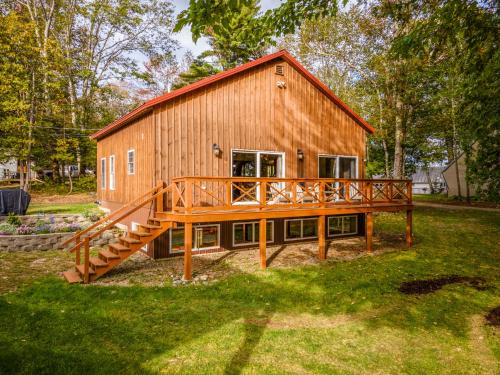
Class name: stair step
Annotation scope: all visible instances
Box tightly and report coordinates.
[150,217,172,222]
[63,270,82,284]
[99,249,121,260]
[129,231,152,237]
[76,264,96,275]
[109,243,132,252]
[121,236,142,245]
[140,223,162,230]
[90,257,108,268]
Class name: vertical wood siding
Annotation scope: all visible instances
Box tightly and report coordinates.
[97,58,366,205]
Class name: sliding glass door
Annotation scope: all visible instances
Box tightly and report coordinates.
[319,155,358,200]
[232,150,284,203]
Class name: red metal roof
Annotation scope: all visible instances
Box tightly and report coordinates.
[91,50,375,140]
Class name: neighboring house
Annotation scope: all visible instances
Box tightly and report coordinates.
[442,152,476,197]
[411,167,446,195]
[63,50,414,284]
[0,159,17,180]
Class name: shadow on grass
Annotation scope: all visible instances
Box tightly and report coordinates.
[0,206,498,374]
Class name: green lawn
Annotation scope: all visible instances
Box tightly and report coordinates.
[26,202,98,215]
[0,207,499,374]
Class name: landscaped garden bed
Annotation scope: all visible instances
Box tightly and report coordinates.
[0,210,122,251]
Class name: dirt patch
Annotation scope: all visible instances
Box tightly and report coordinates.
[30,192,95,204]
[485,306,500,326]
[399,275,488,295]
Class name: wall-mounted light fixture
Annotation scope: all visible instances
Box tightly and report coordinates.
[212,143,221,157]
[297,149,304,160]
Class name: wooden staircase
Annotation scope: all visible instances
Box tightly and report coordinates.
[62,182,175,284]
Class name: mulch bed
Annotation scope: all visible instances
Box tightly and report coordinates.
[398,275,488,295]
[485,306,500,326]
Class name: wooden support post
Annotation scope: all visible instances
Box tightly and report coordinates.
[83,237,90,283]
[259,218,267,269]
[366,212,373,253]
[156,183,164,213]
[183,222,193,280]
[318,215,326,260]
[75,235,81,265]
[406,210,413,247]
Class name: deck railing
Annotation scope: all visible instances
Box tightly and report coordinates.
[170,177,412,212]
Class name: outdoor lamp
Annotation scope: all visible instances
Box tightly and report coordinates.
[213,143,221,157]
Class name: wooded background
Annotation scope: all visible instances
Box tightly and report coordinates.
[0,0,498,201]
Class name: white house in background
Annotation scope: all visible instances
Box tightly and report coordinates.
[0,159,18,180]
[411,167,446,195]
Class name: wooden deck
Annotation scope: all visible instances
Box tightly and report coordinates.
[63,177,413,283]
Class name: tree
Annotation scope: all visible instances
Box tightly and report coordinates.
[171,53,220,89]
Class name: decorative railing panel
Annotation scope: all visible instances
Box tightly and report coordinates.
[171,177,412,212]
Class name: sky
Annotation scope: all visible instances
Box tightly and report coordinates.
[171,0,283,58]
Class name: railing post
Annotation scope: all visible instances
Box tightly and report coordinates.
[319,181,325,207]
[345,181,350,202]
[172,182,179,211]
[83,237,90,284]
[259,180,267,208]
[226,180,232,207]
[185,179,193,212]
[407,181,413,203]
[291,181,297,206]
[389,181,394,202]
[75,235,81,265]
[156,182,164,213]
[367,182,373,204]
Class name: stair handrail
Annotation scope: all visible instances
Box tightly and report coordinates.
[62,181,165,248]
[72,183,174,251]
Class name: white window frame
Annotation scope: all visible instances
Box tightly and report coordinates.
[284,218,318,241]
[169,224,221,253]
[232,221,274,247]
[127,149,135,175]
[317,154,359,179]
[327,215,359,237]
[100,158,106,190]
[109,155,115,190]
[230,149,286,205]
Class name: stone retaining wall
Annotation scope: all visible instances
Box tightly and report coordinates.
[0,229,123,252]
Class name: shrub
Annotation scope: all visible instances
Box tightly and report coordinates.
[0,223,16,235]
[83,208,104,222]
[7,213,21,226]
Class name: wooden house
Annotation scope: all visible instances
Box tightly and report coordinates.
[63,50,414,284]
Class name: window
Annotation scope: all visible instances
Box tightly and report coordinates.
[284,218,318,241]
[127,149,135,175]
[328,215,358,237]
[170,224,220,253]
[100,158,106,189]
[233,221,274,246]
[318,155,358,178]
[109,155,115,190]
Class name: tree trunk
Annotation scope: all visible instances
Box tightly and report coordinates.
[382,139,390,177]
[393,100,404,179]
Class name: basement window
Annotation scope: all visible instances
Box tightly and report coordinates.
[170,224,220,253]
[233,221,274,247]
[328,215,358,237]
[284,218,318,241]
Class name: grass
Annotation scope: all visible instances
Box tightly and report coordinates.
[0,207,499,374]
[26,202,98,215]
